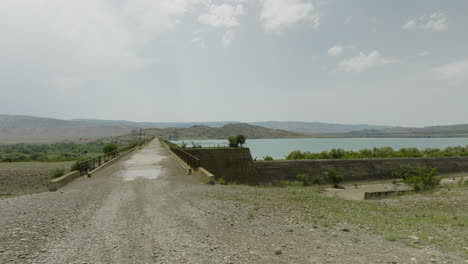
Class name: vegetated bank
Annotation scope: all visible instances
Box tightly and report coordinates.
[285,146,468,160]
[0,142,106,162]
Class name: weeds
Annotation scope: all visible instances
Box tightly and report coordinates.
[50,168,65,179]
[404,167,440,191]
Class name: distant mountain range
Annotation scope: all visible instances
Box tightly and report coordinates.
[323,124,468,138]
[1,115,468,144]
[250,121,389,134]
[106,123,308,145]
[0,115,141,143]
[74,119,388,134]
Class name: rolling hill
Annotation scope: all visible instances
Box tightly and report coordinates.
[107,123,310,144]
[250,121,389,134]
[325,124,468,138]
[0,115,143,144]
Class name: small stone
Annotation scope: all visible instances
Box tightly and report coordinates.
[409,235,419,241]
[429,259,436,263]
[274,250,282,255]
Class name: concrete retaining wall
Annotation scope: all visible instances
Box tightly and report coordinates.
[48,147,137,191]
[183,148,258,183]
[254,157,468,183]
[49,170,81,191]
[165,147,468,184]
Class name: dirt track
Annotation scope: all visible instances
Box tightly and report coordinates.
[0,140,466,263]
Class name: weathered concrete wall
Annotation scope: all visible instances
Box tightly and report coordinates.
[254,157,468,183]
[183,148,258,183]
[49,170,81,191]
[180,148,468,184]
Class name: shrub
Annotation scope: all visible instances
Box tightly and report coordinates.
[51,168,65,179]
[228,135,247,148]
[404,167,440,191]
[237,135,246,146]
[228,136,238,147]
[391,165,418,180]
[326,168,344,188]
[102,143,118,154]
[296,173,324,186]
[216,177,226,185]
[285,145,468,160]
[263,155,274,161]
[286,150,305,160]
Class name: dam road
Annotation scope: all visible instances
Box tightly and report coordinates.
[0,140,464,263]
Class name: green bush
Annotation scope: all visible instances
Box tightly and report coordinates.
[228,135,247,148]
[228,136,239,147]
[391,165,418,180]
[327,168,344,188]
[102,143,118,154]
[263,155,274,161]
[404,167,440,192]
[51,168,65,179]
[285,145,468,160]
[296,173,324,186]
[216,177,226,185]
[237,135,246,146]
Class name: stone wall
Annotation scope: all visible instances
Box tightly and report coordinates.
[254,157,468,183]
[183,148,258,183]
[182,147,468,184]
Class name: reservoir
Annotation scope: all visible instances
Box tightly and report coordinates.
[171,138,468,160]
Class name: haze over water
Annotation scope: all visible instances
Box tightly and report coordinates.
[172,138,468,160]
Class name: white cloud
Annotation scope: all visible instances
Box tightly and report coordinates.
[432,59,468,82]
[222,30,236,48]
[198,4,245,28]
[338,50,398,73]
[259,0,319,32]
[328,45,344,57]
[192,37,205,47]
[0,0,200,90]
[402,11,448,31]
[417,51,429,57]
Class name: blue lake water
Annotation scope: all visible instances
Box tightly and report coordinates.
[171,138,468,160]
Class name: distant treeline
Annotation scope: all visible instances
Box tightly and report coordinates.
[286,146,468,160]
[0,142,106,162]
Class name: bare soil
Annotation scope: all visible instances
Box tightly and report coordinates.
[0,141,466,263]
[0,162,72,197]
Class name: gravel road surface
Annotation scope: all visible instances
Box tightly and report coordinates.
[1,140,465,263]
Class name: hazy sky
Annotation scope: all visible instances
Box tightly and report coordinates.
[1,0,467,127]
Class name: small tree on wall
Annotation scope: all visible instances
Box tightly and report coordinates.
[237,135,246,147]
[228,135,247,148]
[228,136,238,147]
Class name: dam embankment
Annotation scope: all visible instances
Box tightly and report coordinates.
[182,148,468,183]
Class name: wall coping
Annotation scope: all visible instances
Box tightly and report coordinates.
[254,156,468,163]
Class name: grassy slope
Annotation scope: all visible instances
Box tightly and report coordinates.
[204,183,468,258]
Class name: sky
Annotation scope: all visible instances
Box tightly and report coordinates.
[0,0,467,127]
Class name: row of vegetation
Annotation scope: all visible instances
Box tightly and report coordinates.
[0,142,107,162]
[286,146,468,160]
[164,135,247,149]
[287,165,441,192]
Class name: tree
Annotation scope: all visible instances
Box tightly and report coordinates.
[228,136,238,147]
[327,168,344,188]
[102,143,118,154]
[237,135,246,147]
